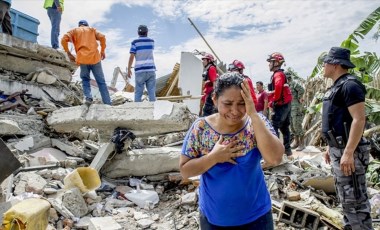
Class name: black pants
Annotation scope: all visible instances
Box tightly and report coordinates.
[202,92,216,116]
[271,103,291,150]
[0,1,12,35]
[200,211,274,230]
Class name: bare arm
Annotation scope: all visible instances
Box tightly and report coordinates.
[241,80,283,165]
[127,53,135,78]
[346,102,366,153]
[179,154,216,179]
[340,102,366,176]
[263,98,269,116]
[250,113,283,165]
[179,135,245,179]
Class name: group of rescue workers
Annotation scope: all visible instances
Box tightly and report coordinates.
[192,48,372,230]
[199,52,306,156]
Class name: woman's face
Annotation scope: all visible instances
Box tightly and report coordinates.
[213,86,246,126]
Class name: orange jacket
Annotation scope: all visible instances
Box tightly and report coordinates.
[61,26,106,65]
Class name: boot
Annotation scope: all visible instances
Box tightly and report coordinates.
[285,148,293,156]
[296,136,305,151]
[290,136,299,149]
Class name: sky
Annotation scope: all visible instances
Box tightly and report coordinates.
[11,0,380,90]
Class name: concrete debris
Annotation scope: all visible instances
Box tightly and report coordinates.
[0,34,76,82]
[62,188,88,217]
[1,41,379,230]
[90,143,115,172]
[0,119,21,134]
[102,147,181,178]
[46,101,193,138]
[0,113,45,135]
[89,217,122,230]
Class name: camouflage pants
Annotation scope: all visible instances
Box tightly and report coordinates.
[290,104,304,136]
[329,146,373,230]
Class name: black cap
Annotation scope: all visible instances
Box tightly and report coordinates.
[138,25,148,34]
[78,20,89,27]
[323,47,355,68]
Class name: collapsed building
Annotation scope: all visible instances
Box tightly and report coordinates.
[1,27,380,230]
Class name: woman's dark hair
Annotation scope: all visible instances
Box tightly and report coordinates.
[214,72,244,98]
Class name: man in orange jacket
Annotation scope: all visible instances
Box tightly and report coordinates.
[61,20,111,105]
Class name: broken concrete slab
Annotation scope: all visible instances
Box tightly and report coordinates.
[0,33,77,82]
[62,188,88,217]
[102,147,181,178]
[46,101,192,138]
[14,172,47,195]
[11,134,51,153]
[0,119,21,134]
[0,78,74,102]
[89,217,122,230]
[0,114,44,135]
[48,197,75,219]
[90,143,115,172]
[52,138,84,157]
[29,148,68,167]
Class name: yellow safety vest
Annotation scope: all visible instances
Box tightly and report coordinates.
[43,0,64,11]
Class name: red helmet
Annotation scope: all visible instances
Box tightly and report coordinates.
[267,52,285,63]
[232,60,245,70]
[201,53,215,62]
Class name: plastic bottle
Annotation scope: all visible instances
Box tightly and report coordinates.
[125,184,159,209]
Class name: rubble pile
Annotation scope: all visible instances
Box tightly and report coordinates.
[1,33,380,230]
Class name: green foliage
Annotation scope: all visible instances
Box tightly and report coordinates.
[366,84,380,101]
[308,7,380,124]
[306,102,323,115]
[366,99,380,123]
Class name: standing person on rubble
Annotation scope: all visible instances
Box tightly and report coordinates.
[127,25,156,102]
[228,59,258,105]
[267,52,293,157]
[44,0,64,49]
[286,72,306,151]
[179,72,283,229]
[255,81,269,117]
[0,0,12,35]
[61,20,112,105]
[200,53,218,116]
[322,47,372,230]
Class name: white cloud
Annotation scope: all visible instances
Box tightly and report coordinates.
[11,0,380,90]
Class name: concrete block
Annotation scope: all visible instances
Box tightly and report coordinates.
[287,191,301,201]
[0,120,21,134]
[102,147,181,178]
[88,217,122,230]
[0,114,44,135]
[90,143,115,172]
[278,201,320,230]
[46,102,192,137]
[52,138,84,157]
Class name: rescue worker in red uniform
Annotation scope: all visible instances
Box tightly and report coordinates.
[267,52,293,156]
[201,53,218,116]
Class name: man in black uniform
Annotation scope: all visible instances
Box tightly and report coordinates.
[322,47,372,230]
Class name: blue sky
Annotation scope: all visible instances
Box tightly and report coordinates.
[12,1,380,90]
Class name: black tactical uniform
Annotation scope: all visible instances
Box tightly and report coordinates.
[322,73,372,230]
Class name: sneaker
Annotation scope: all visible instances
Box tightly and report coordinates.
[83,98,93,106]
